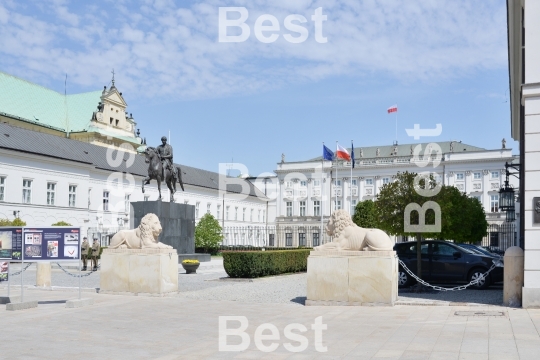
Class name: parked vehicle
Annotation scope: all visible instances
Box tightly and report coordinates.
[457,243,503,260]
[394,240,504,289]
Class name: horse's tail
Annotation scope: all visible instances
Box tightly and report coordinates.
[177,166,185,191]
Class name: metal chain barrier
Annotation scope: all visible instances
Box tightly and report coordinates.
[398,259,497,291]
[11,263,33,276]
[54,263,100,278]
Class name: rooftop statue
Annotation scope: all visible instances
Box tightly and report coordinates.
[315,210,393,251]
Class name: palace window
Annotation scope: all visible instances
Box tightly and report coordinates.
[22,179,32,204]
[207,203,211,214]
[47,182,56,205]
[471,195,482,204]
[125,194,130,212]
[217,205,221,220]
[69,185,77,207]
[268,234,275,247]
[473,172,481,180]
[365,178,373,185]
[382,177,390,185]
[351,199,357,214]
[286,181,293,188]
[334,179,342,186]
[226,206,230,220]
[490,194,499,212]
[313,200,320,216]
[286,233,293,246]
[335,200,342,210]
[491,171,499,179]
[235,207,238,221]
[250,209,253,222]
[300,181,307,187]
[351,179,357,186]
[300,201,306,216]
[262,210,265,222]
[286,202,293,217]
[258,209,261,222]
[88,188,91,209]
[195,202,200,218]
[299,233,306,247]
[0,176,5,201]
[456,173,464,181]
[103,191,109,211]
[313,180,321,187]
[313,233,320,247]
[242,208,246,221]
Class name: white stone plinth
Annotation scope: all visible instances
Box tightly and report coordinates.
[36,262,51,287]
[99,248,178,296]
[306,250,398,306]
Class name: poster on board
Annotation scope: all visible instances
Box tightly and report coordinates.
[0,227,23,260]
[22,227,80,261]
[0,261,8,281]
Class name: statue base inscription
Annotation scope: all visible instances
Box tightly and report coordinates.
[306,250,398,306]
[99,248,178,296]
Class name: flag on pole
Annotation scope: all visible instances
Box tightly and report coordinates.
[387,105,398,113]
[323,145,334,161]
[351,141,355,168]
[336,143,351,161]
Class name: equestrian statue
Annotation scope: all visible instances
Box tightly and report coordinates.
[142,136,185,202]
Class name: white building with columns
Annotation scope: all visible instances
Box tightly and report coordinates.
[507,0,540,307]
[273,141,519,247]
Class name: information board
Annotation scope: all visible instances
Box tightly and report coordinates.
[22,227,81,261]
[0,227,23,260]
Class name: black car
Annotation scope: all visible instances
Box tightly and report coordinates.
[394,240,504,289]
[457,243,503,260]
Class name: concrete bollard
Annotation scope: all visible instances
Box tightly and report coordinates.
[503,246,524,307]
[36,262,51,287]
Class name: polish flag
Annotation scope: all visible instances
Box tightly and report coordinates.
[336,143,351,161]
[387,105,398,113]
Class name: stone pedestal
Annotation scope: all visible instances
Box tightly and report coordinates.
[504,246,524,307]
[306,250,398,306]
[36,262,51,287]
[130,201,195,254]
[99,248,178,296]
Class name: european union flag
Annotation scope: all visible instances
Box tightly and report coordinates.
[323,145,334,161]
[351,141,355,168]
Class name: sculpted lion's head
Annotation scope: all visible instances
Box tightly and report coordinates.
[326,210,355,238]
[139,213,162,243]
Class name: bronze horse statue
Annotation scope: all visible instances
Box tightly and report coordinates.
[142,147,185,202]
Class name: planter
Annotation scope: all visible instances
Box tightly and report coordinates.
[182,263,200,274]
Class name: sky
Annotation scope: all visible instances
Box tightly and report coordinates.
[0,0,516,176]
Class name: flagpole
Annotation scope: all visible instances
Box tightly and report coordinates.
[335,141,338,212]
[350,140,353,215]
[321,142,324,244]
[395,104,398,144]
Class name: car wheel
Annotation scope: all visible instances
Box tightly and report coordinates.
[468,268,490,290]
[398,270,412,287]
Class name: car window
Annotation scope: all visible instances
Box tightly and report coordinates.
[421,244,429,254]
[396,243,429,255]
[432,243,457,256]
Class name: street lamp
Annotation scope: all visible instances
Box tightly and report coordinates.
[499,161,520,223]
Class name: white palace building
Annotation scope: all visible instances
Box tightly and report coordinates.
[272,141,519,248]
[0,71,271,245]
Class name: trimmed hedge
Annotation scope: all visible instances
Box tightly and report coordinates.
[222,249,311,278]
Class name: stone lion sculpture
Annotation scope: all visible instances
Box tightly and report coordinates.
[315,210,393,251]
[109,213,172,249]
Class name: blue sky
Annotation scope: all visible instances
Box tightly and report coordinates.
[0,0,515,176]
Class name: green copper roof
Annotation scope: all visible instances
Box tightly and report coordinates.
[0,71,101,133]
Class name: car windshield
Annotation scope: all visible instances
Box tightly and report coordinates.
[456,245,476,255]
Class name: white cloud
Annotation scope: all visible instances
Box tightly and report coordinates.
[0,0,508,100]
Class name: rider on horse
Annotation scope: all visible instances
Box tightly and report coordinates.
[156,136,178,183]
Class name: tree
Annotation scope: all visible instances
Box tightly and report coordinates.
[374,171,488,289]
[52,221,72,226]
[352,200,378,228]
[195,213,223,255]
[0,218,26,226]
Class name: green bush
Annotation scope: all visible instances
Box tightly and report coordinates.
[195,213,223,255]
[223,249,311,278]
[52,221,72,226]
[0,218,26,226]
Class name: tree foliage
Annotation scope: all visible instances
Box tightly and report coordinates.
[195,213,223,255]
[0,218,27,226]
[352,200,378,228]
[52,221,72,226]
[374,171,488,286]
